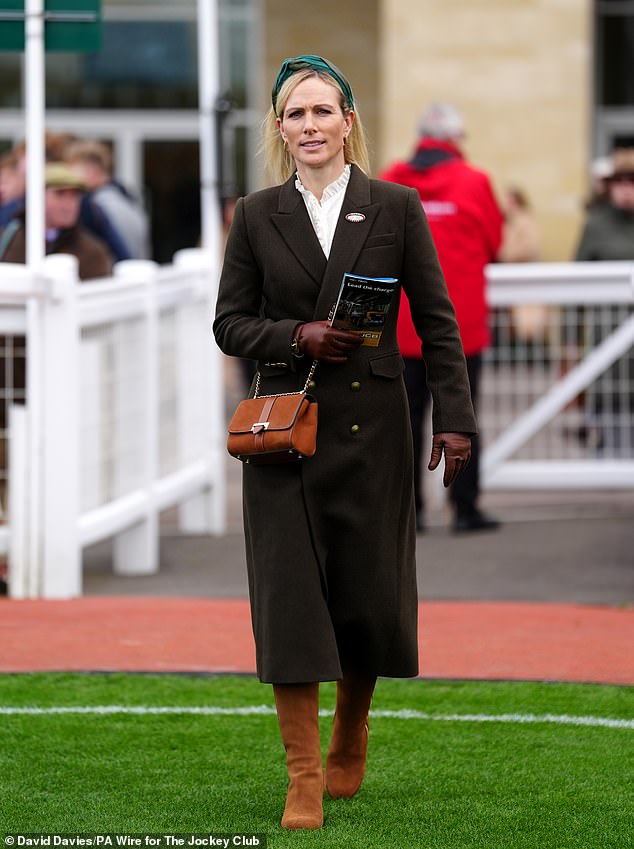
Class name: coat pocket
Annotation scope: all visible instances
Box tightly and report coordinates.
[364,232,397,249]
[368,350,405,378]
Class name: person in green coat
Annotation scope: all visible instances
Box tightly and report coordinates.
[213,55,476,831]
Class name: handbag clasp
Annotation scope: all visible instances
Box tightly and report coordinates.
[251,422,269,434]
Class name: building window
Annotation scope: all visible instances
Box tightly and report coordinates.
[46,21,199,110]
[0,0,261,257]
[595,1,634,151]
[596,2,634,107]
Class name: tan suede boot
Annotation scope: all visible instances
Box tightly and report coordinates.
[273,683,324,830]
[325,673,376,799]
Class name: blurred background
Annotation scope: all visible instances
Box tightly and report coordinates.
[1,0,632,261]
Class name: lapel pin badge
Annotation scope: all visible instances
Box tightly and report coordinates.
[345,212,366,223]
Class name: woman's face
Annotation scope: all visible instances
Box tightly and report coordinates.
[277,76,353,177]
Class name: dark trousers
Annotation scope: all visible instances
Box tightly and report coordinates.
[403,353,481,518]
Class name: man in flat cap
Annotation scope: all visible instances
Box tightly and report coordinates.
[0,162,113,279]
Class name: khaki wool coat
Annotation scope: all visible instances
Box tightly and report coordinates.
[214,165,476,684]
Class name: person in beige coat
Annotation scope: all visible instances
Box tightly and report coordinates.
[498,185,541,264]
[498,186,546,343]
[213,55,476,830]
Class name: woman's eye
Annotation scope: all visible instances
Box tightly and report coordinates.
[287,111,302,119]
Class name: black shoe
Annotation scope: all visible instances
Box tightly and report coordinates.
[452,510,500,533]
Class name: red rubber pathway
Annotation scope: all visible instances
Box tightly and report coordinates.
[1,597,632,685]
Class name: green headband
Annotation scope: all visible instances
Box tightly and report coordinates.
[272,55,355,114]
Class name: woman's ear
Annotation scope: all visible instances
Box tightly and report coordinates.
[276,116,286,142]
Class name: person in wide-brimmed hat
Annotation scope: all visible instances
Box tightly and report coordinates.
[576,147,634,261]
[574,147,634,456]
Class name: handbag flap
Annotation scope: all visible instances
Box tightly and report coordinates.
[228,394,308,435]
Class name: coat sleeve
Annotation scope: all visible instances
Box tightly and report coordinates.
[400,187,477,435]
[213,196,300,361]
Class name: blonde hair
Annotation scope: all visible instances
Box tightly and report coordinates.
[65,139,113,176]
[261,68,370,185]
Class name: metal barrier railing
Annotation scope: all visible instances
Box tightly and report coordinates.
[482,261,634,489]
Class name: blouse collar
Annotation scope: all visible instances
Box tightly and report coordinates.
[295,164,351,204]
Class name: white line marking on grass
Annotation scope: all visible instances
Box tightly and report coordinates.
[0,705,632,729]
[372,709,634,730]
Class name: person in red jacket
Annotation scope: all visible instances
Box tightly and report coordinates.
[380,102,503,532]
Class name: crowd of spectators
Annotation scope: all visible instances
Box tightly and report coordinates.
[0,133,151,535]
[0,130,150,276]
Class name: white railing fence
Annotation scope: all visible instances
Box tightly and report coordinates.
[2,257,631,596]
[0,248,225,599]
[482,261,634,489]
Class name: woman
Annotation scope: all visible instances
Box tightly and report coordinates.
[213,55,476,830]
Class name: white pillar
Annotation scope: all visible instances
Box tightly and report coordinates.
[112,260,160,574]
[8,404,30,598]
[174,248,226,535]
[195,0,224,531]
[197,0,221,260]
[24,0,46,594]
[40,254,81,598]
[25,0,45,267]
[79,339,104,512]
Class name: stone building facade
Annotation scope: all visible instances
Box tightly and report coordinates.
[264,0,593,260]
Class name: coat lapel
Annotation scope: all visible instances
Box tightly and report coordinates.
[271,175,327,286]
[312,165,380,320]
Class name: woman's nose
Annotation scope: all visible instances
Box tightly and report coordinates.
[302,112,317,132]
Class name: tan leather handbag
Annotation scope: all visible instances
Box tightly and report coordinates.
[227,362,318,464]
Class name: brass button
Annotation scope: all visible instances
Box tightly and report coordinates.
[350,381,361,391]
[350,424,360,434]
[307,380,316,389]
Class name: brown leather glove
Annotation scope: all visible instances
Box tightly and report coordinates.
[428,432,472,487]
[296,320,363,363]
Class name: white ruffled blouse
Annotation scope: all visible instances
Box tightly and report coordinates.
[295,165,351,258]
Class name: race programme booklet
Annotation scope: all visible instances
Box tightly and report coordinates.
[331,273,399,347]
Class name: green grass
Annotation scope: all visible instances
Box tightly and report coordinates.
[0,674,633,849]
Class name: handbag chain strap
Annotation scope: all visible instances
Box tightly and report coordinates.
[253,358,318,399]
